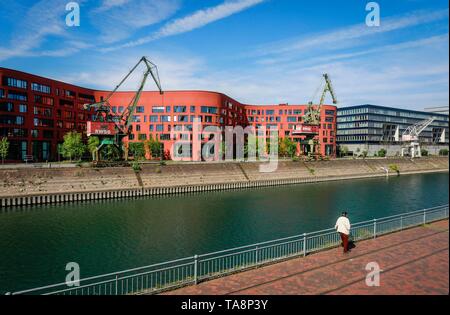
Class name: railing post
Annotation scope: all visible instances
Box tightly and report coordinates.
[115,275,119,295]
[255,246,259,266]
[423,210,426,225]
[194,255,198,285]
[373,219,377,239]
[303,233,307,257]
[400,215,403,230]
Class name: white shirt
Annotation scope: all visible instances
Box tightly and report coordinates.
[335,216,351,235]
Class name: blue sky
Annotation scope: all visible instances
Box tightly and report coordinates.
[0,0,448,110]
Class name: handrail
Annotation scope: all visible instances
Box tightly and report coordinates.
[7,204,448,295]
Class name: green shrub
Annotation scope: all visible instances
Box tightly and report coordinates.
[377,148,387,157]
[420,149,428,156]
[388,164,400,174]
[439,148,449,156]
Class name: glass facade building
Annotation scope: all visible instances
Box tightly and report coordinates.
[337,104,449,146]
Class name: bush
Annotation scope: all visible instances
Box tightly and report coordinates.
[131,161,141,173]
[439,148,449,156]
[420,149,428,156]
[377,148,387,157]
[388,164,400,174]
[129,142,146,161]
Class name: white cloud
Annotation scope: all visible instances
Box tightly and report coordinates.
[90,0,181,44]
[254,9,449,59]
[102,0,265,51]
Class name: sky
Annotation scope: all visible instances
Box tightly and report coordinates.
[0,0,448,110]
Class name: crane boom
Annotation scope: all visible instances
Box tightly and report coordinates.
[402,117,435,142]
[84,56,164,161]
[305,73,337,125]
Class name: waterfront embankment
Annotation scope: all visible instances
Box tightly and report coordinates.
[0,157,448,207]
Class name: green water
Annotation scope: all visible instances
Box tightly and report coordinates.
[0,172,448,293]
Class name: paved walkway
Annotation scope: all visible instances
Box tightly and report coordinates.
[164,220,449,295]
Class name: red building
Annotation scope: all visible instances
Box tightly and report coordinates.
[0,67,336,162]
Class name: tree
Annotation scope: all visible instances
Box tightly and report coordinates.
[129,142,145,160]
[61,132,86,161]
[279,137,297,158]
[87,136,100,161]
[339,145,349,157]
[0,137,9,164]
[146,135,162,159]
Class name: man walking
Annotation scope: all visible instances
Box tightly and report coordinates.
[335,212,351,253]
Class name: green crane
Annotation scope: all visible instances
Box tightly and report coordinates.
[84,56,163,161]
[304,73,338,125]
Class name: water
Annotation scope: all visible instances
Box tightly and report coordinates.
[0,172,448,293]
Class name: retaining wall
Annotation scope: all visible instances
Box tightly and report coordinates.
[0,157,448,208]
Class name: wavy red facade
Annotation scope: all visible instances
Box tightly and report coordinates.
[1,67,336,161]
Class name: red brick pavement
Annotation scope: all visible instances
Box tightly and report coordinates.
[163,220,449,295]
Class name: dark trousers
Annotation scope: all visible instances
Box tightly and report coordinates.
[340,233,349,253]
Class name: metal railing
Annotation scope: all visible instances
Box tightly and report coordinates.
[7,204,448,295]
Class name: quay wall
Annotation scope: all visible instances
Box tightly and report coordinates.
[0,157,448,208]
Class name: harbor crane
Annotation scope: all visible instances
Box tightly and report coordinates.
[304,73,338,125]
[400,117,435,158]
[297,73,338,158]
[84,56,163,161]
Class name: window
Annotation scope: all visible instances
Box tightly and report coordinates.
[149,125,154,131]
[138,134,147,141]
[287,117,296,122]
[0,102,14,112]
[190,106,196,112]
[19,104,27,113]
[112,106,117,113]
[166,106,171,112]
[152,106,165,113]
[201,106,217,114]
[132,115,141,123]
[156,125,164,132]
[4,77,27,89]
[160,134,170,140]
[31,130,39,138]
[34,95,54,105]
[136,106,145,113]
[119,106,124,113]
[60,99,74,107]
[293,110,302,115]
[174,106,187,113]
[0,89,4,98]
[34,106,52,117]
[31,83,51,94]
[8,90,27,101]
[65,90,76,98]
[16,116,25,125]
[160,115,170,122]
[136,125,141,132]
[150,115,158,122]
[178,115,188,122]
[78,93,95,102]
[325,110,335,116]
[266,110,274,115]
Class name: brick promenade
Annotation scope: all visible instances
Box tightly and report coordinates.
[164,220,449,295]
